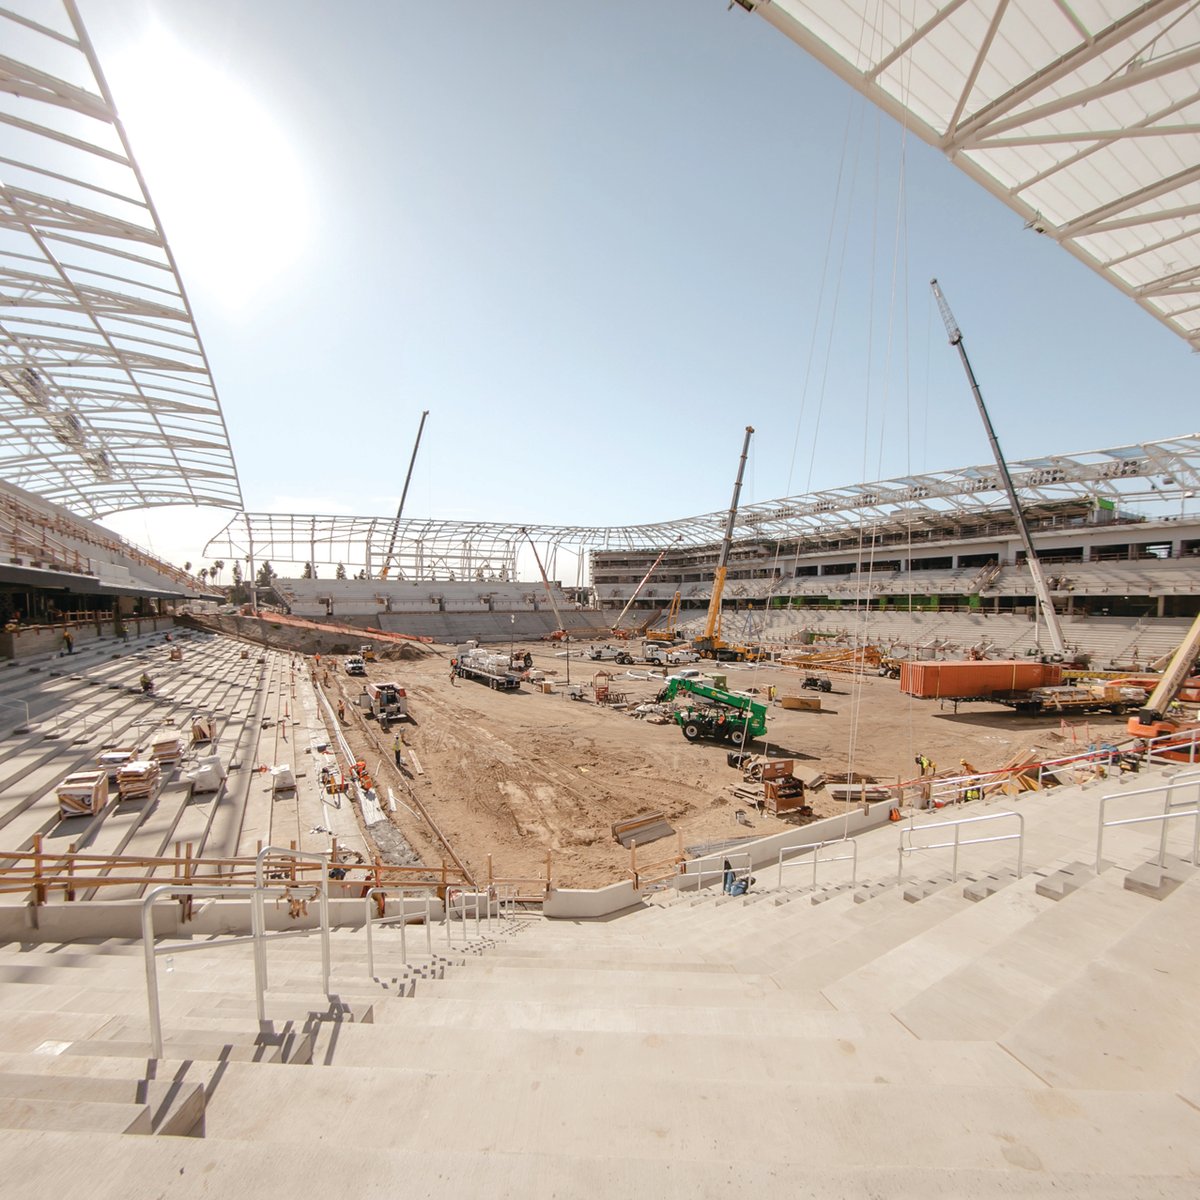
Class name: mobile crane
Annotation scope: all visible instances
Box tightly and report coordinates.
[611,536,681,639]
[692,426,765,662]
[522,528,568,640]
[645,590,682,644]
[656,676,768,746]
[931,281,1067,659]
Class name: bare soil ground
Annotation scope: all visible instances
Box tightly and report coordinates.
[324,642,1133,889]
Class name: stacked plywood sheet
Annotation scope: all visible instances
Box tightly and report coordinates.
[56,770,109,818]
[97,748,139,782]
[117,760,161,801]
[189,714,217,745]
[147,730,184,769]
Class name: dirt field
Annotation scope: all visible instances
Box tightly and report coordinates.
[325,642,1133,888]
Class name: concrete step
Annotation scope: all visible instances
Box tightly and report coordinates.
[0,1094,152,1135]
[7,1127,1200,1199]
[894,869,1157,1043]
[314,1020,1039,1088]
[0,1071,203,1135]
[66,1015,313,1065]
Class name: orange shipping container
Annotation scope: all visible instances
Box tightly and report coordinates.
[900,659,1063,700]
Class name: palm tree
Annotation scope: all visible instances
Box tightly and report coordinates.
[212,560,225,584]
[198,568,209,587]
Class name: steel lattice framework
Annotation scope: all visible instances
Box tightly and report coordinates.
[205,434,1200,579]
[737,0,1200,350]
[0,1,243,518]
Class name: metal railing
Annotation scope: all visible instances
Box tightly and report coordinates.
[897,810,1024,885]
[776,837,858,891]
[1142,726,1200,767]
[140,882,313,1059]
[254,846,330,1006]
[363,888,434,977]
[680,851,752,893]
[445,887,499,945]
[1095,769,1200,874]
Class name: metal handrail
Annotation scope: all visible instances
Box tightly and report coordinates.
[1096,769,1200,873]
[141,883,295,1059]
[363,888,434,977]
[897,810,1024,885]
[680,851,752,893]
[1143,726,1200,766]
[776,837,858,891]
[254,845,330,1004]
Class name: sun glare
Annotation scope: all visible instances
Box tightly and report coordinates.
[107,24,313,314]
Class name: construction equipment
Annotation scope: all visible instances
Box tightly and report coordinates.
[691,426,765,663]
[454,643,521,691]
[931,280,1066,659]
[656,676,768,746]
[360,644,377,663]
[363,680,409,727]
[646,591,682,643]
[521,528,568,640]
[611,536,681,638]
[378,409,429,580]
[1127,610,1200,741]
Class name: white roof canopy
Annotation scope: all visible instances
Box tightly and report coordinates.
[741,0,1200,350]
[0,0,243,518]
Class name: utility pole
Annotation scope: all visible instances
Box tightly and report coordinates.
[930,280,1066,658]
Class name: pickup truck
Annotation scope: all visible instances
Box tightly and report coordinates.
[344,655,366,676]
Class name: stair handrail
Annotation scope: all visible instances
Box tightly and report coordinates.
[363,887,434,976]
[776,837,858,891]
[897,809,1024,885]
[1095,769,1200,874]
[141,882,299,1059]
[255,845,330,1001]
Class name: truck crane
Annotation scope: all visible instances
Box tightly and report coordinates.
[645,590,682,644]
[656,675,768,746]
[521,528,568,641]
[611,536,681,639]
[1126,609,1200,748]
[931,280,1067,659]
[693,425,762,662]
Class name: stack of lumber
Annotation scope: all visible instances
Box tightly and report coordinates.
[147,729,184,769]
[612,811,674,848]
[96,748,139,781]
[55,770,109,817]
[117,759,161,801]
[189,713,217,744]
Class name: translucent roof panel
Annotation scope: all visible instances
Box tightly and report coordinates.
[0,1,242,518]
[741,0,1200,350]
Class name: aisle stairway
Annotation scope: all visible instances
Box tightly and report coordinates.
[1,768,1198,1196]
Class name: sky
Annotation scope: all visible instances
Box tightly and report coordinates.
[81,0,1198,575]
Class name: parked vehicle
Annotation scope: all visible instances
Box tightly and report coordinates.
[588,644,634,665]
[344,655,366,676]
[363,681,409,726]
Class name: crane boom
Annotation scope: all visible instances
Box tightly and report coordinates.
[697,426,754,650]
[612,536,681,633]
[522,529,567,636]
[379,410,429,580]
[930,280,1066,658]
[1128,609,1200,737]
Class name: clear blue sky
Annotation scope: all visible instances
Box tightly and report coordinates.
[86,0,1197,572]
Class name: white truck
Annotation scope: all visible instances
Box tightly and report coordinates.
[344,655,366,676]
[643,643,698,666]
[588,644,634,665]
[363,680,409,726]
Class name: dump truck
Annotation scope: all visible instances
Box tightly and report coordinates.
[454,644,521,691]
[363,680,409,726]
[656,676,768,746]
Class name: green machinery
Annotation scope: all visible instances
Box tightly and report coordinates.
[656,677,768,746]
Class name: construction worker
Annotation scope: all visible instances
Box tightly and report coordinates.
[393,732,405,768]
[139,672,154,694]
[449,658,458,686]
[61,629,74,655]
[337,698,346,722]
